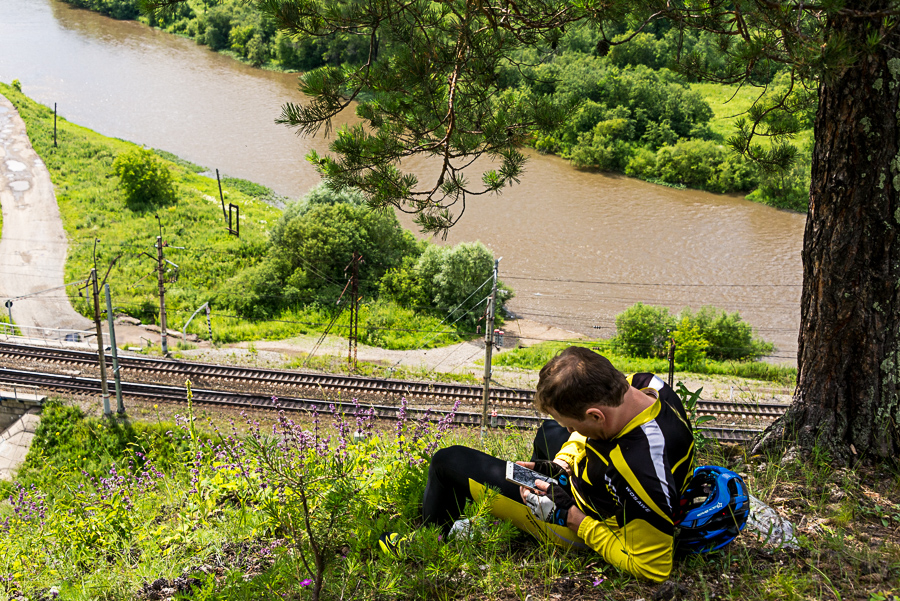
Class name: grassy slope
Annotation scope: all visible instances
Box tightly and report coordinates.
[492,339,797,386]
[692,82,814,149]
[0,400,897,600]
[0,83,278,329]
[0,83,462,351]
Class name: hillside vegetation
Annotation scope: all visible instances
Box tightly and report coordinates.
[1,397,897,600]
[0,83,503,350]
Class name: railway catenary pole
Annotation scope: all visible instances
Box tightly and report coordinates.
[347,252,361,369]
[90,269,111,415]
[667,335,676,388]
[156,235,169,356]
[480,258,500,441]
[105,283,124,414]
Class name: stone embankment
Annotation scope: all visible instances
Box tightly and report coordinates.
[0,390,44,480]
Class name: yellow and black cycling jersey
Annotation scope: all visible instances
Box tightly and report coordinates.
[554,373,695,581]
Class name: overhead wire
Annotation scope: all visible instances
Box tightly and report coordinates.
[502,274,802,287]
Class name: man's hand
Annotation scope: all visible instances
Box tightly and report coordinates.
[520,478,577,527]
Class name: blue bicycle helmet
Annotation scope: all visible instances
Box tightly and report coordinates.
[673,465,750,555]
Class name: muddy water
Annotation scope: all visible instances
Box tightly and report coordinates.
[0,0,805,360]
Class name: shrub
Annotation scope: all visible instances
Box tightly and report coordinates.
[203,7,233,51]
[747,157,811,212]
[606,32,666,70]
[611,303,676,357]
[613,303,774,361]
[672,317,709,366]
[223,186,416,316]
[652,139,758,193]
[416,241,511,329]
[229,23,255,56]
[112,148,177,210]
[680,305,774,360]
[60,0,140,19]
[378,255,427,309]
[624,147,658,179]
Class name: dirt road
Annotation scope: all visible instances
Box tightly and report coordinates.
[0,93,92,338]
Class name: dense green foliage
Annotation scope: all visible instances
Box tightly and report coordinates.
[610,302,774,363]
[221,187,418,318]
[112,147,177,210]
[63,0,370,70]
[221,184,510,338]
[510,26,813,201]
[12,402,194,485]
[518,51,758,194]
[62,0,141,20]
[610,303,676,358]
[380,241,513,330]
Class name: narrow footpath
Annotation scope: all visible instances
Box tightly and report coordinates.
[0,92,91,338]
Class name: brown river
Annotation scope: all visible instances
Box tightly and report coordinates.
[0,0,805,361]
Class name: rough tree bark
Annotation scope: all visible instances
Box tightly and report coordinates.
[754,11,900,464]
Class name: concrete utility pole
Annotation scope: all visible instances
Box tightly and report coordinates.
[156,236,169,356]
[91,269,111,416]
[347,252,361,369]
[481,258,500,439]
[105,283,124,414]
[667,335,676,388]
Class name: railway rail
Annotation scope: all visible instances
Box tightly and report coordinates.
[0,342,790,422]
[0,367,762,443]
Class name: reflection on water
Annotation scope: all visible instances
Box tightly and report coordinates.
[0,0,805,360]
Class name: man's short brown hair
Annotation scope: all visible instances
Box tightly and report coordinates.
[533,346,629,419]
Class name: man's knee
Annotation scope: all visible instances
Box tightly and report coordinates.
[431,445,467,469]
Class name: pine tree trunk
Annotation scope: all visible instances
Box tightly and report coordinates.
[755,15,900,464]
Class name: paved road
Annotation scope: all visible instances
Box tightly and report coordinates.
[0,93,92,339]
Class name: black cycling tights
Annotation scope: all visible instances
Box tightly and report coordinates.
[422,419,570,534]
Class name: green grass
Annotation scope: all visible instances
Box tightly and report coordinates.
[0,312,17,336]
[0,83,280,328]
[2,398,897,601]
[692,82,814,149]
[493,339,797,386]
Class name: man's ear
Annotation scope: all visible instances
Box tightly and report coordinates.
[584,407,606,424]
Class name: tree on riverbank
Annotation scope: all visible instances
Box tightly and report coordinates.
[145,0,900,464]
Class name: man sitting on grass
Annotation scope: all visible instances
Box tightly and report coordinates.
[412,346,695,582]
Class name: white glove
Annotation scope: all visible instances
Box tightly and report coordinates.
[524,490,556,522]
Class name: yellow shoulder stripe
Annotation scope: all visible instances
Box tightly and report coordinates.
[615,400,661,439]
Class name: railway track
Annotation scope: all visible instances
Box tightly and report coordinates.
[0,342,790,422]
[0,342,532,404]
[0,367,762,443]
